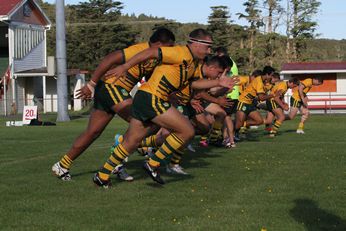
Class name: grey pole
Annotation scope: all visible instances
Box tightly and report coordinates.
[56,0,70,122]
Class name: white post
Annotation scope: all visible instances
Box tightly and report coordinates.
[3,72,7,116]
[43,76,46,113]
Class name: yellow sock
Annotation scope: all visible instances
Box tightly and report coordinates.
[209,121,222,142]
[298,122,304,130]
[149,133,184,167]
[272,120,282,133]
[98,143,129,181]
[170,147,184,165]
[59,155,73,169]
[141,135,157,148]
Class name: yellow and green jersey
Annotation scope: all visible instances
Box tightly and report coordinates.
[292,78,313,101]
[140,45,199,101]
[238,76,265,104]
[272,80,289,97]
[175,64,203,106]
[106,42,159,91]
[264,81,274,94]
[237,75,250,95]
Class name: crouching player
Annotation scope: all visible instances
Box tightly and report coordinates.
[286,77,323,134]
[264,78,299,136]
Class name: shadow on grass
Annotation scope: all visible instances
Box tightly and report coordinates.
[290,198,346,231]
[71,139,226,184]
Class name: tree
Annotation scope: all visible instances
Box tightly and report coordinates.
[263,0,283,33]
[237,0,264,71]
[65,0,137,70]
[286,0,321,61]
[207,6,232,49]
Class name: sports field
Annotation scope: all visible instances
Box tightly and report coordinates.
[0,114,345,230]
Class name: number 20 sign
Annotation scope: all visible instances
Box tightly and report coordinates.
[22,106,38,124]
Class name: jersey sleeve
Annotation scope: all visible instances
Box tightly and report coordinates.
[123,43,149,62]
[160,46,190,64]
[254,78,265,94]
[302,78,313,88]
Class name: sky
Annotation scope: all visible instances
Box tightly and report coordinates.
[45,0,346,40]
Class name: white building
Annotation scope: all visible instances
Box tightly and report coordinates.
[0,0,85,116]
[281,62,346,113]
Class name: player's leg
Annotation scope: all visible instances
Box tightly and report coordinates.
[246,110,264,127]
[270,108,285,136]
[264,111,275,131]
[52,109,113,180]
[224,115,236,147]
[205,103,226,145]
[95,117,153,186]
[297,106,309,134]
[234,110,246,141]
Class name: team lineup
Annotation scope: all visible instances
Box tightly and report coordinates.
[51,27,323,188]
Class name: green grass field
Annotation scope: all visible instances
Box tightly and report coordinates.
[0,114,345,230]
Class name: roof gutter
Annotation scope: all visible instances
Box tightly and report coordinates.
[281,70,346,74]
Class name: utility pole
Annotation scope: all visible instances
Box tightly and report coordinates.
[56,0,70,122]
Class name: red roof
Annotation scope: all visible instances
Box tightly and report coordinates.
[0,0,22,16]
[282,62,346,71]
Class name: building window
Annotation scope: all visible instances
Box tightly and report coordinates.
[14,27,44,59]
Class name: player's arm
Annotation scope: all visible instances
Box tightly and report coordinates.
[105,47,161,79]
[76,51,124,99]
[198,91,232,108]
[191,71,237,90]
[257,92,275,101]
[298,83,308,107]
[273,90,289,111]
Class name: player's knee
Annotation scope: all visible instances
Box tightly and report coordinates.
[257,118,264,125]
[185,127,195,140]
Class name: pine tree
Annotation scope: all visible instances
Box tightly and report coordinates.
[207,6,232,49]
[237,0,264,71]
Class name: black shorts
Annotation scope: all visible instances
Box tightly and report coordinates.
[266,99,280,111]
[176,104,197,119]
[132,90,171,122]
[94,81,132,114]
[223,100,238,115]
[236,101,257,115]
[290,97,302,108]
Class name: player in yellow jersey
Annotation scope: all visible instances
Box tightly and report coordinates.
[52,28,175,181]
[234,66,276,140]
[286,77,323,134]
[264,78,299,136]
[93,29,237,187]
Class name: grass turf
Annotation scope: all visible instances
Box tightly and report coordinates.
[0,114,345,230]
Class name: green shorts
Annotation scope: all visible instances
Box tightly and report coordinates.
[236,101,257,115]
[176,104,196,119]
[266,99,280,111]
[132,90,171,122]
[223,100,238,115]
[290,97,302,108]
[94,81,132,114]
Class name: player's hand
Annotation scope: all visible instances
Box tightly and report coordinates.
[218,74,239,89]
[283,103,289,111]
[168,93,180,107]
[104,65,128,84]
[216,97,233,108]
[190,99,204,113]
[303,97,308,107]
[75,81,95,99]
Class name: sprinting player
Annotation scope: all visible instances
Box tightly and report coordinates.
[286,77,324,134]
[264,77,300,136]
[166,55,234,174]
[51,28,176,181]
[234,66,276,140]
[93,29,237,188]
